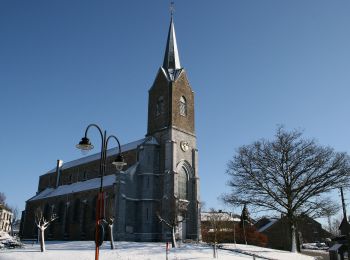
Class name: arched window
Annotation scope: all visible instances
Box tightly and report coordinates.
[156,96,164,116]
[179,96,187,116]
[178,166,188,200]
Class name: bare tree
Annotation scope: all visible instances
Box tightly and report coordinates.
[10,206,19,236]
[104,199,115,250]
[222,127,350,252]
[0,192,6,205]
[206,208,231,258]
[330,215,342,236]
[35,208,57,252]
[105,216,115,249]
[157,198,189,248]
[321,203,340,234]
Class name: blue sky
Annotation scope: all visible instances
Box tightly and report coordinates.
[1,0,350,219]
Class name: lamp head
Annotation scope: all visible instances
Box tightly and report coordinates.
[112,154,127,171]
[76,137,94,151]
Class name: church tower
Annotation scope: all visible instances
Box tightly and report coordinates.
[147,15,201,241]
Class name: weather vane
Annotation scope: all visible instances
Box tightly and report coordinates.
[170,1,175,17]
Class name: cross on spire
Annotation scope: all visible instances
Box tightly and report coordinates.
[163,8,181,71]
[170,1,175,17]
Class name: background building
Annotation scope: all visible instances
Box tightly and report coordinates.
[20,15,201,242]
[0,204,13,233]
[256,215,331,250]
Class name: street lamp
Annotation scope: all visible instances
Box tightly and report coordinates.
[76,124,126,260]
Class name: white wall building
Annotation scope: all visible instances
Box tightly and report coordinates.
[0,204,13,233]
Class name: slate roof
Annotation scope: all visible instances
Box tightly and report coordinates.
[46,137,158,174]
[30,163,139,201]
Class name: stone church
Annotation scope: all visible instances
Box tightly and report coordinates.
[20,15,201,242]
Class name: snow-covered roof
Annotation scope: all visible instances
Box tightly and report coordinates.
[258,219,278,232]
[30,163,139,201]
[201,212,240,222]
[46,137,158,174]
[29,175,115,201]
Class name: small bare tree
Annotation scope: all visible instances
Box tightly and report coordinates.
[157,198,189,248]
[10,206,19,236]
[35,207,57,252]
[207,208,230,258]
[330,216,343,236]
[322,203,340,234]
[104,197,115,249]
[103,216,115,249]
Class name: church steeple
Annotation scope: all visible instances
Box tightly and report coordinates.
[147,12,195,136]
[162,17,182,71]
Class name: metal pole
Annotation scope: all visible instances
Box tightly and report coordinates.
[242,218,247,245]
[95,128,106,260]
[340,187,350,260]
[341,187,347,220]
[81,124,123,260]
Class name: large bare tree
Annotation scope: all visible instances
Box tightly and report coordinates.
[222,127,350,252]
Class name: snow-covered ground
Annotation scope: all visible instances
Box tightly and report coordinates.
[0,241,315,260]
[222,244,314,260]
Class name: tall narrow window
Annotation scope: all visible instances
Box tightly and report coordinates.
[156,96,164,116]
[73,199,81,222]
[91,196,97,220]
[180,96,187,116]
[178,166,188,200]
[58,202,64,223]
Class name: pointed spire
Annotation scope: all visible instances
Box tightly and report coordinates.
[163,16,181,70]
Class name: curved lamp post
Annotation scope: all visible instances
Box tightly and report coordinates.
[76,124,126,260]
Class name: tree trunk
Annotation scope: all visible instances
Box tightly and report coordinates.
[233,223,236,244]
[213,242,218,258]
[10,220,13,237]
[109,224,114,250]
[290,224,297,253]
[171,226,177,248]
[40,228,45,252]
